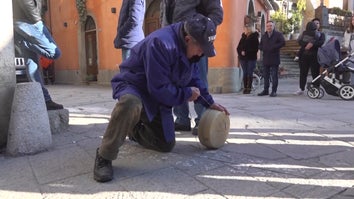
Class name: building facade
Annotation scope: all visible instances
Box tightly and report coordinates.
[43,0,354,92]
[44,0,273,93]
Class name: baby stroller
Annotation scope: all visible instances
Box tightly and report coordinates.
[307,37,354,100]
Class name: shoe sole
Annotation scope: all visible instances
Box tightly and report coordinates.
[94,174,113,183]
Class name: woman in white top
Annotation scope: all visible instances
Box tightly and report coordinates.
[342,16,354,54]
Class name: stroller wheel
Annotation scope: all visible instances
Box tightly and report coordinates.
[339,85,354,100]
[307,87,321,99]
[317,88,325,99]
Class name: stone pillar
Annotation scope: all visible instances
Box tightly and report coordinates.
[7,82,52,155]
[315,3,329,28]
[0,0,16,147]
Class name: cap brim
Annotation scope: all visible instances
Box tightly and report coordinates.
[202,43,216,57]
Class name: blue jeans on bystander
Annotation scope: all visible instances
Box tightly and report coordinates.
[14,21,62,109]
[173,56,207,131]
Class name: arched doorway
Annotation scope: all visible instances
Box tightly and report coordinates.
[247,0,255,17]
[145,0,161,35]
[85,16,98,81]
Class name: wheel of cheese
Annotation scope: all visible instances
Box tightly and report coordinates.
[198,109,230,149]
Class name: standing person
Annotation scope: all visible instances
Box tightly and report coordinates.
[237,24,259,94]
[258,20,285,97]
[13,0,63,110]
[113,0,145,61]
[294,18,326,95]
[160,0,223,135]
[93,14,229,183]
[341,15,354,55]
[341,16,354,84]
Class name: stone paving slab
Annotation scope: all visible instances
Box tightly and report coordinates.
[1,78,354,198]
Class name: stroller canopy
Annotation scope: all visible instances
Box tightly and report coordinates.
[317,37,340,68]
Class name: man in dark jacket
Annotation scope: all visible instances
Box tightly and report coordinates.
[160,0,223,135]
[113,0,145,61]
[258,20,285,97]
[94,14,229,183]
[13,0,63,110]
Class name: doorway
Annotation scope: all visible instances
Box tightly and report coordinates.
[84,16,98,81]
[145,0,162,35]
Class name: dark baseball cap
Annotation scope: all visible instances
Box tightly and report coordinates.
[184,14,217,57]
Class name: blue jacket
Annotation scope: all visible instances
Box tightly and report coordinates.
[259,30,285,66]
[114,0,145,49]
[160,0,223,27]
[111,22,214,142]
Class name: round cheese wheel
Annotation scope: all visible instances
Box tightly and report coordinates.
[198,109,230,149]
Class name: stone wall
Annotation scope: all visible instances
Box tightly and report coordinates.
[0,0,16,147]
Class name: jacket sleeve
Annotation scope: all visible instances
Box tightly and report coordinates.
[312,32,325,48]
[236,35,244,56]
[274,32,285,50]
[143,38,192,107]
[198,0,224,26]
[117,0,144,40]
[247,34,260,54]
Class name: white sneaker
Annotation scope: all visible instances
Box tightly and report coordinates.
[294,56,299,61]
[294,89,304,95]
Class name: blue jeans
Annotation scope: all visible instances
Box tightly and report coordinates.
[240,59,256,78]
[14,21,61,101]
[263,64,279,93]
[122,48,131,61]
[173,56,207,126]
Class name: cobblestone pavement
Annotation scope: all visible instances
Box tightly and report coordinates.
[1,78,354,199]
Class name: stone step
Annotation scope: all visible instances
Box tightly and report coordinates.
[279,54,300,78]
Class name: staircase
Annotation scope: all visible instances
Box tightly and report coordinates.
[279,39,300,78]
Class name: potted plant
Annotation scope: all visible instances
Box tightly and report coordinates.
[271,11,292,39]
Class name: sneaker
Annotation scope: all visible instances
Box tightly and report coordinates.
[192,125,198,136]
[257,90,269,96]
[269,91,277,97]
[174,123,191,131]
[294,90,304,95]
[294,56,299,61]
[94,148,113,183]
[46,100,63,110]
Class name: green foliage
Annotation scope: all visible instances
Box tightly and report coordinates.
[271,0,306,34]
[76,0,87,22]
[329,7,352,17]
[271,11,292,34]
[291,0,305,32]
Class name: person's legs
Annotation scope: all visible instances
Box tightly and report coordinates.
[310,58,320,87]
[132,108,176,152]
[192,56,208,134]
[246,60,257,94]
[14,21,61,59]
[258,64,270,96]
[270,65,279,96]
[14,21,60,58]
[20,42,63,109]
[299,56,311,91]
[240,59,248,93]
[173,102,191,131]
[192,103,205,135]
[14,23,63,109]
[121,48,131,61]
[95,94,143,182]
